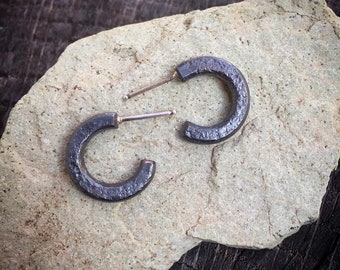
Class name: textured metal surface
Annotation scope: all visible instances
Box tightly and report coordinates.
[66,112,156,201]
[176,56,250,144]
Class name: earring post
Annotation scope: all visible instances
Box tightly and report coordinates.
[123,72,178,100]
[118,110,176,123]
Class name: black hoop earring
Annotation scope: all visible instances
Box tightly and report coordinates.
[123,56,250,144]
[66,110,175,201]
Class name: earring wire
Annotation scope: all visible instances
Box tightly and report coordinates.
[117,110,176,123]
[123,72,178,100]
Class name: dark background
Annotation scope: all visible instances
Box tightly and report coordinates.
[1,1,339,269]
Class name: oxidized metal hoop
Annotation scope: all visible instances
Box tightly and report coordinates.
[66,112,157,201]
[176,56,250,144]
[124,56,250,144]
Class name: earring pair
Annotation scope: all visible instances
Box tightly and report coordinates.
[66,56,250,201]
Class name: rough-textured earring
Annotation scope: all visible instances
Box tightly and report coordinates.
[66,110,175,201]
[124,56,250,144]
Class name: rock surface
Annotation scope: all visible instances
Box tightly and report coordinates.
[1,0,339,269]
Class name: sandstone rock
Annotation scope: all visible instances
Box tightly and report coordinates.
[1,0,339,269]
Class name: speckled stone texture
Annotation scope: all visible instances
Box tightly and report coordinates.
[1,0,339,269]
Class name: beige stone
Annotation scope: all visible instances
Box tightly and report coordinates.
[1,0,339,269]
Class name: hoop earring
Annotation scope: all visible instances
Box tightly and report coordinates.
[123,56,250,144]
[66,110,175,201]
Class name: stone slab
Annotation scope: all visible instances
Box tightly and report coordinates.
[1,0,339,269]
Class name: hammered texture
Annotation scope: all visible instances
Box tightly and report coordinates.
[176,56,250,144]
[66,113,156,201]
